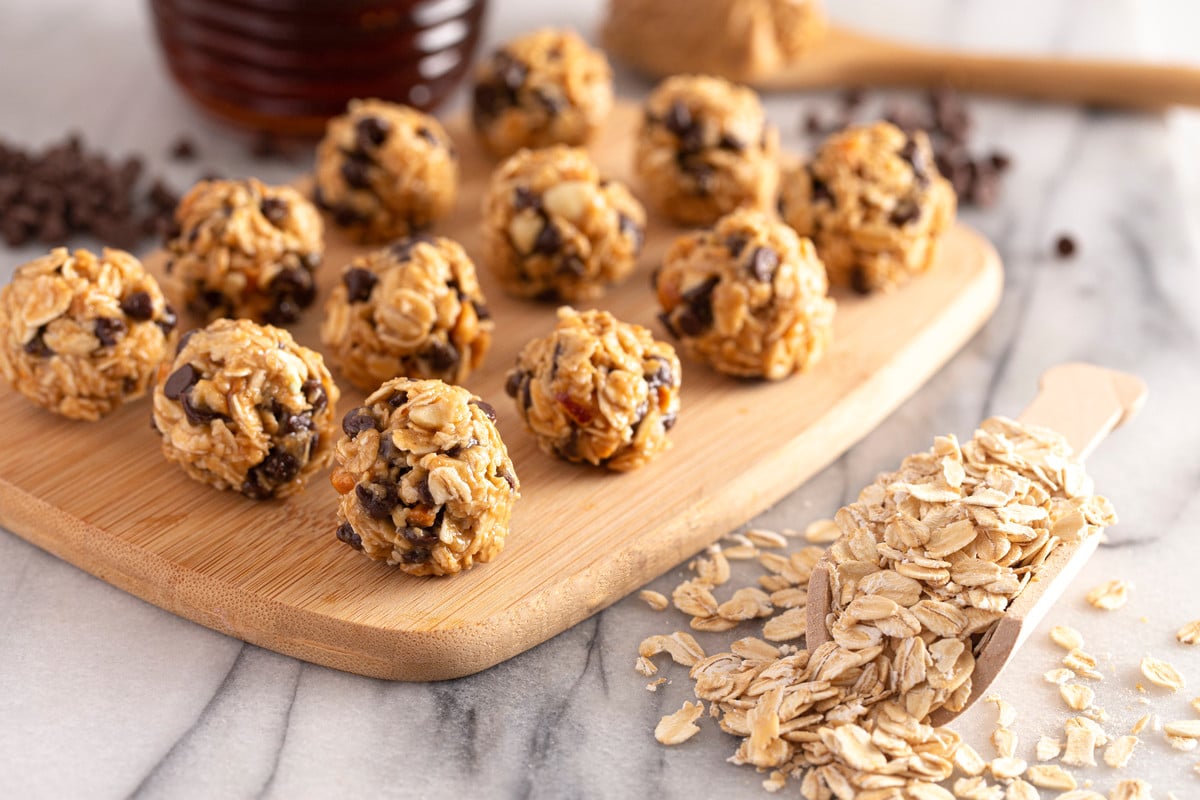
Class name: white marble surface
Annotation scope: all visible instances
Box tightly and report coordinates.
[3,1,1200,797]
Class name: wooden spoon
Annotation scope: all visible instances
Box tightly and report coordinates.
[605,21,1200,111]
[805,363,1147,725]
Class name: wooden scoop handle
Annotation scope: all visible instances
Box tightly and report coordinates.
[806,364,1146,721]
[761,27,1200,111]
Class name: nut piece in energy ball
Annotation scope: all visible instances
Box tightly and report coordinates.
[320,234,494,391]
[481,145,646,301]
[314,99,458,243]
[506,307,681,471]
[655,208,835,380]
[0,247,177,420]
[634,74,779,226]
[471,28,613,158]
[152,318,340,500]
[330,378,519,576]
[779,121,957,293]
[167,178,323,325]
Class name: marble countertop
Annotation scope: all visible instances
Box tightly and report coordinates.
[3,1,1199,797]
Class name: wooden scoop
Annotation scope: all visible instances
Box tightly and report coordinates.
[605,18,1200,111]
[805,363,1146,724]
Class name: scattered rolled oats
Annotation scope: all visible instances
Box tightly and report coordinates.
[910,781,957,800]
[760,607,806,642]
[646,677,667,691]
[1060,683,1095,711]
[1086,579,1132,610]
[635,656,657,676]
[1167,734,1198,751]
[1165,719,1200,739]
[1130,714,1151,735]
[1177,619,1200,645]
[1192,697,1200,714]
[1061,717,1100,767]
[745,528,789,549]
[1036,735,1062,761]
[1063,649,1104,680]
[1050,624,1085,651]
[716,587,774,621]
[1109,779,1152,800]
[991,727,1017,759]
[984,695,1017,728]
[1139,655,1185,691]
[952,776,1003,800]
[1004,779,1038,800]
[639,589,669,611]
[1103,734,1138,768]
[1045,668,1077,685]
[987,756,1025,780]
[761,770,787,793]
[1056,792,1104,800]
[803,518,840,544]
[655,700,704,745]
[639,631,706,667]
[954,742,988,777]
[1025,763,1078,790]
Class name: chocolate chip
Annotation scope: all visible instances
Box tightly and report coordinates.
[355,116,391,150]
[120,291,154,320]
[680,160,715,195]
[240,476,273,500]
[401,548,430,564]
[474,302,491,321]
[23,327,52,357]
[341,155,372,189]
[256,448,299,485]
[175,328,197,355]
[265,268,316,325]
[426,340,459,372]
[496,53,528,93]
[850,266,873,295]
[378,432,402,463]
[470,398,497,422]
[342,407,377,436]
[284,412,314,434]
[661,410,678,430]
[415,126,438,146]
[343,267,377,303]
[302,378,327,412]
[403,525,439,546]
[157,304,178,335]
[513,186,540,212]
[356,482,398,519]
[415,477,435,507]
[899,138,930,187]
[94,317,126,347]
[335,522,363,550]
[557,255,585,276]
[169,136,197,161]
[889,199,921,227]
[644,358,675,390]
[1055,235,1077,258]
[333,205,367,228]
[388,389,409,408]
[164,363,199,400]
[676,275,718,335]
[504,370,523,398]
[657,310,678,338]
[391,233,435,261]
[664,101,693,137]
[618,213,643,250]
[533,221,561,255]
[182,393,221,426]
[500,468,517,489]
[989,151,1012,172]
[471,84,505,124]
[718,132,744,151]
[260,197,289,225]
[535,89,566,117]
[748,247,779,282]
[810,175,833,205]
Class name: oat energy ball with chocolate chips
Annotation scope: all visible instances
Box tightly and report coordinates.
[779,121,957,293]
[167,178,323,325]
[505,307,681,471]
[314,99,458,243]
[656,208,834,380]
[331,378,519,576]
[482,146,645,301]
[152,318,340,500]
[635,75,779,226]
[471,28,613,158]
[0,247,177,420]
[320,235,493,391]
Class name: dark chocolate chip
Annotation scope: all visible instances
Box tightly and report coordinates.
[726,235,748,258]
[644,358,675,390]
[618,213,644,250]
[513,186,540,212]
[164,363,199,400]
[175,328,197,355]
[260,197,289,225]
[535,89,566,116]
[496,53,528,93]
[426,340,459,372]
[1055,235,1077,258]
[470,399,497,422]
[415,477,435,507]
[356,482,399,519]
[120,291,154,321]
[402,525,439,546]
[157,304,178,336]
[388,389,409,408]
[661,410,678,430]
[335,522,363,550]
[557,254,586,276]
[664,101,693,137]
[343,267,378,303]
[899,138,930,187]
[342,407,378,436]
[284,412,314,434]
[182,393,221,426]
[240,476,273,500]
[504,370,523,398]
[302,378,327,412]
[748,247,779,282]
[850,266,873,295]
[341,155,372,189]
[23,328,53,357]
[378,432,402,463]
[256,448,299,485]
[472,84,505,124]
[474,303,491,321]
[718,132,744,151]
[657,310,678,338]
[401,548,430,564]
[355,116,391,150]
[169,137,197,161]
[989,151,1013,172]
[391,233,435,261]
[679,275,718,333]
[533,221,561,256]
[500,468,517,490]
[810,175,833,205]
[94,317,126,347]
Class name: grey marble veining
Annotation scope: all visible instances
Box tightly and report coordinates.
[3,0,1200,797]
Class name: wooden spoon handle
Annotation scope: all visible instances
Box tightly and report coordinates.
[806,364,1146,699]
[763,28,1200,110]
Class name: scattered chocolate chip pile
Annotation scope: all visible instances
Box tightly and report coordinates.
[0,134,179,250]
[803,87,1013,208]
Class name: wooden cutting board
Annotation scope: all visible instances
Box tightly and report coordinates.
[0,103,1003,680]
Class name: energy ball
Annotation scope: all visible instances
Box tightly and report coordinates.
[779,121,957,293]
[167,178,323,325]
[152,318,340,500]
[314,99,458,243]
[635,75,779,226]
[482,146,645,301]
[0,247,177,420]
[331,378,519,576]
[505,307,681,471]
[471,28,613,158]
[320,235,493,391]
[655,208,835,380]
